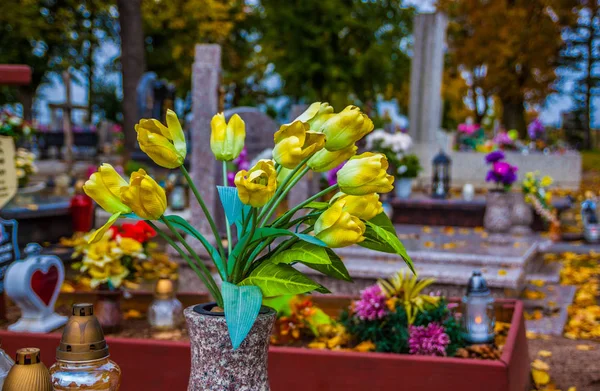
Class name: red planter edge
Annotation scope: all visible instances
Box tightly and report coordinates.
[0,299,529,391]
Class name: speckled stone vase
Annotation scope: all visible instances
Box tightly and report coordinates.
[484,191,512,244]
[509,192,533,235]
[184,303,275,391]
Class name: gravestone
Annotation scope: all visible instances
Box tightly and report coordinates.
[223,107,278,160]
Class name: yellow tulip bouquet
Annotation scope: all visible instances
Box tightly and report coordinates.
[86,102,414,348]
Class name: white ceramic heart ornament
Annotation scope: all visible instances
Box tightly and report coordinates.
[5,243,68,332]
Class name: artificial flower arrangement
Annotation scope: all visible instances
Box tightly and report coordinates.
[0,110,34,140]
[365,129,419,179]
[484,150,518,191]
[84,103,414,348]
[269,273,468,357]
[14,147,38,187]
[522,172,558,225]
[61,221,178,289]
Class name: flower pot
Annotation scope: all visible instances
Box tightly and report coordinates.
[509,193,533,235]
[184,303,276,391]
[484,191,512,244]
[95,291,122,334]
[395,178,413,199]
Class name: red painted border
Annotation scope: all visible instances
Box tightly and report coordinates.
[0,299,529,391]
[0,65,32,86]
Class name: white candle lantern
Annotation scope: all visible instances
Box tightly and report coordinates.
[462,270,495,344]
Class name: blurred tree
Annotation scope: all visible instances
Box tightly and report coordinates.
[557,0,599,149]
[257,0,414,110]
[0,0,118,120]
[118,0,145,156]
[141,0,249,95]
[441,67,472,130]
[439,0,578,137]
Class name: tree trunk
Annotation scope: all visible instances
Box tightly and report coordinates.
[117,0,145,158]
[501,98,526,137]
[17,87,34,121]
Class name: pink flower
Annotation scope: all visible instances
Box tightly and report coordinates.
[408,322,450,356]
[458,123,480,135]
[354,285,388,321]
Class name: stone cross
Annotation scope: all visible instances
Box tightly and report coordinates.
[408,12,448,144]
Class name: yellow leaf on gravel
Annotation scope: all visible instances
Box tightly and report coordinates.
[531,359,550,371]
[424,241,435,248]
[538,350,552,358]
[531,369,550,386]
[498,269,507,276]
[529,279,545,287]
[567,387,576,391]
[576,344,595,351]
[422,226,432,233]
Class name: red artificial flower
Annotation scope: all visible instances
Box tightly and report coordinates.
[119,221,156,243]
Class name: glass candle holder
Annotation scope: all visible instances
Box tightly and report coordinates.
[50,303,121,391]
[0,342,15,389]
[148,278,183,330]
[462,271,495,344]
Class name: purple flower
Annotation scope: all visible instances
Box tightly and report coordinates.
[486,161,518,187]
[408,323,450,356]
[326,163,344,187]
[493,131,513,145]
[528,119,545,140]
[354,285,388,321]
[485,150,505,164]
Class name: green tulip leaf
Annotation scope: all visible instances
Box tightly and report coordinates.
[368,212,396,234]
[222,281,262,350]
[163,215,225,277]
[295,233,327,247]
[303,201,330,210]
[302,249,352,282]
[238,262,320,297]
[217,186,250,227]
[360,221,416,275]
[270,242,331,265]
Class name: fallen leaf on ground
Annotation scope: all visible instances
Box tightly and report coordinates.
[529,279,545,287]
[422,226,432,233]
[531,369,550,387]
[442,243,457,250]
[531,359,550,371]
[538,350,552,358]
[424,241,435,248]
[576,344,595,351]
[498,269,507,276]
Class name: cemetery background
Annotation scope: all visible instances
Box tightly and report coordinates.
[0,1,599,390]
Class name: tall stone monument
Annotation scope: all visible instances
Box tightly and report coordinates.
[408,12,448,144]
[190,44,222,240]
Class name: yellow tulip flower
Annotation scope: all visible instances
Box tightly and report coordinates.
[319,105,374,151]
[234,159,277,207]
[135,109,187,169]
[307,144,357,172]
[541,175,553,187]
[337,152,394,195]
[331,192,383,221]
[272,120,326,169]
[210,113,246,161]
[293,102,335,130]
[84,164,132,244]
[120,169,167,220]
[314,200,366,248]
[84,164,131,214]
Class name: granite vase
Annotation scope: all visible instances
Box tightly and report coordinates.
[484,190,512,244]
[395,178,413,199]
[509,192,533,235]
[184,303,276,391]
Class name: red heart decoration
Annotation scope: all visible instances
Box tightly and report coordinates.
[30,266,59,306]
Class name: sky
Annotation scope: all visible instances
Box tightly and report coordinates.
[36,0,574,128]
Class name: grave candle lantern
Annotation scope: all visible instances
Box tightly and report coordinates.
[462,270,495,344]
[50,303,121,390]
[148,277,183,330]
[431,149,451,199]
